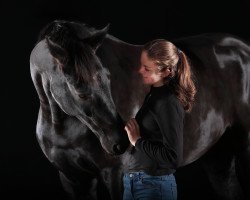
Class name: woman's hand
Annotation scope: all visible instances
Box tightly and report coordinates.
[124,118,141,146]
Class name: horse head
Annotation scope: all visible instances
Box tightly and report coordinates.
[33,20,129,155]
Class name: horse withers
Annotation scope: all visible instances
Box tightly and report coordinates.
[30,20,250,200]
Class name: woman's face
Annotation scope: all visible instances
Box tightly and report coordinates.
[139,51,170,87]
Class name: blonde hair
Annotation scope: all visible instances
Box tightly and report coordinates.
[143,39,196,112]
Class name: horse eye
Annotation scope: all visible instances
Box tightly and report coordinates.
[78,94,91,101]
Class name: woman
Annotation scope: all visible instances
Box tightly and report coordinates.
[123,39,196,200]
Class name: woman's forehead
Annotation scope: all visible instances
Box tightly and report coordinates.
[141,51,157,69]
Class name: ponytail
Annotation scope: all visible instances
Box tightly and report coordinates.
[172,51,196,112]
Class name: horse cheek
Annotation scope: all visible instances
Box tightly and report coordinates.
[50,80,80,116]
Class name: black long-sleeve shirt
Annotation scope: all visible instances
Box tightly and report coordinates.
[126,84,185,176]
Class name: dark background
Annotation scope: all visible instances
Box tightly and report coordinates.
[2,0,250,199]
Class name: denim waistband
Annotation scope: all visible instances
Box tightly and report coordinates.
[124,171,175,181]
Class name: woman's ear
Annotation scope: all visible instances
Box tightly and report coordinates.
[161,68,171,78]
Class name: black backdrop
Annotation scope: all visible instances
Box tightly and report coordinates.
[2,0,250,199]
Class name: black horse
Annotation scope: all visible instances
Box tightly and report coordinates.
[30,20,250,200]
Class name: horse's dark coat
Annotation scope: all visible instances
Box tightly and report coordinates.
[30,20,250,199]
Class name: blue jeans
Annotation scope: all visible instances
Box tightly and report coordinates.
[123,171,177,200]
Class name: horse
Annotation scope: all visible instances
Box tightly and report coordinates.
[30,20,250,200]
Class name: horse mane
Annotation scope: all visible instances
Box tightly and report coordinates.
[38,20,99,84]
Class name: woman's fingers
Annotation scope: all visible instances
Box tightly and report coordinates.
[125,121,133,131]
[131,119,139,132]
[126,120,134,129]
[127,119,139,134]
[124,126,129,132]
[124,118,141,146]
[125,118,140,136]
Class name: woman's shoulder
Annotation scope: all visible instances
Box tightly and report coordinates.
[150,90,177,107]
[149,90,184,114]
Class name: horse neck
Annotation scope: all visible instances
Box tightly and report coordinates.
[97,35,149,120]
[98,35,143,73]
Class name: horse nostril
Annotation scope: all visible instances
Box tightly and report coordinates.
[113,144,123,154]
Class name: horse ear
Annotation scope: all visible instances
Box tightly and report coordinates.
[83,24,110,52]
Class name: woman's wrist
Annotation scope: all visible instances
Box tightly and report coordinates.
[134,137,142,146]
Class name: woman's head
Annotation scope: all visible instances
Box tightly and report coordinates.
[139,39,179,86]
[139,39,196,112]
